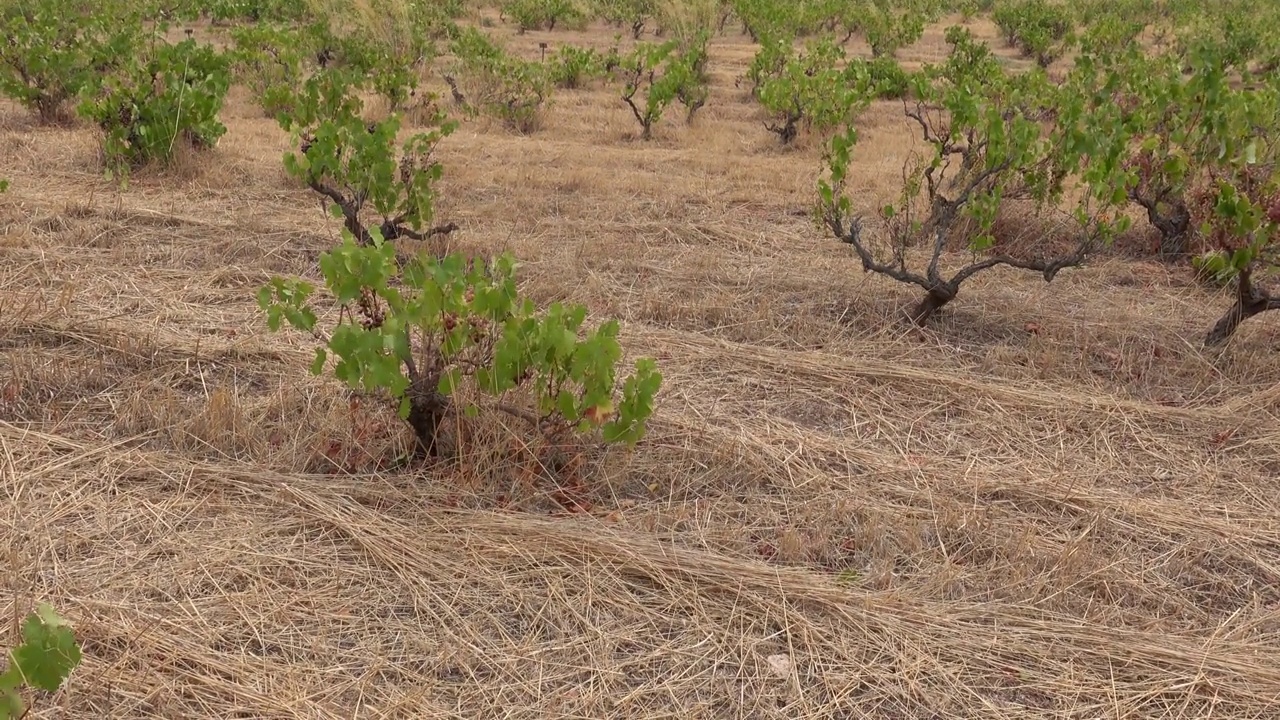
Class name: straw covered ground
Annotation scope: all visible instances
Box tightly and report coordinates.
[3,15,1280,720]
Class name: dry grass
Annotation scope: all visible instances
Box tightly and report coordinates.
[3,16,1280,720]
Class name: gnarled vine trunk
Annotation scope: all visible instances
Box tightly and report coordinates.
[907,285,957,325]
[1133,190,1191,259]
[405,375,451,457]
[1205,268,1280,346]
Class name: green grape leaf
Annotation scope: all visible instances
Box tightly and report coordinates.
[11,605,82,692]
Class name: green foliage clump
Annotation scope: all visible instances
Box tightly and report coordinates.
[1,604,82,719]
[503,0,587,32]
[548,44,614,89]
[260,17,661,458]
[744,34,791,97]
[817,26,1131,324]
[993,0,1075,67]
[1127,47,1280,344]
[1074,8,1146,56]
[78,38,231,177]
[734,0,846,41]
[593,0,655,37]
[730,0,782,41]
[1090,43,1280,265]
[734,0,923,60]
[300,0,459,113]
[619,37,709,140]
[304,21,430,112]
[1075,15,1146,56]
[861,3,926,58]
[1168,2,1280,71]
[0,1,140,123]
[447,27,552,133]
[229,23,309,117]
[276,68,457,247]
[313,0,454,52]
[758,39,870,145]
[259,242,662,456]
[861,56,913,100]
[955,0,997,21]
[200,0,311,22]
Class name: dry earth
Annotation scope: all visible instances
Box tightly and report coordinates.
[2,15,1280,720]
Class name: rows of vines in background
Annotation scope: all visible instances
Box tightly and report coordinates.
[819,26,1133,322]
[1053,0,1280,344]
[805,1,1280,344]
[217,0,1280,343]
[992,0,1073,67]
